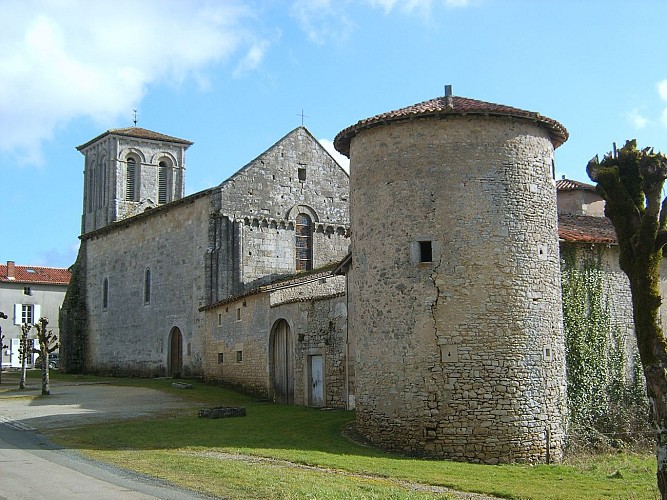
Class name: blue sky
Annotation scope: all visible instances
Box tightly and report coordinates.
[1,0,667,269]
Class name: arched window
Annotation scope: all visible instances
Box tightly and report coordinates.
[102,278,109,309]
[295,213,313,271]
[144,268,151,304]
[158,161,168,204]
[126,157,137,201]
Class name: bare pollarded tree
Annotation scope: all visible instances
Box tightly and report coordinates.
[18,323,32,390]
[33,317,58,395]
[0,311,7,384]
[587,140,667,499]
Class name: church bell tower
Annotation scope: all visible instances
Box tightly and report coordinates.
[77,127,193,234]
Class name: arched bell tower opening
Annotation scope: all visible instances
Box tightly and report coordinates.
[76,127,192,234]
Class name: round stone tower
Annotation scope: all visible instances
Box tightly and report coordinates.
[334,88,569,464]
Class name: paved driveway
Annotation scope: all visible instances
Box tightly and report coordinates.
[0,372,212,500]
[0,373,193,430]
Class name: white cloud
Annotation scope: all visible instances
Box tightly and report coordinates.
[319,138,350,172]
[234,39,271,77]
[657,80,667,128]
[627,108,648,129]
[290,0,474,43]
[0,0,268,165]
[37,241,79,268]
[290,0,355,44]
[658,79,667,101]
[365,0,474,14]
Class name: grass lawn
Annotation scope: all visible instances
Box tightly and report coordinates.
[9,372,660,499]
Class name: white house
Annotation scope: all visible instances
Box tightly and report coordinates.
[0,261,70,368]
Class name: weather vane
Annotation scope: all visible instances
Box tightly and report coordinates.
[133,109,138,127]
[297,109,309,127]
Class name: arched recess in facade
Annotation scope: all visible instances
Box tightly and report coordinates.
[269,319,294,404]
[168,327,183,378]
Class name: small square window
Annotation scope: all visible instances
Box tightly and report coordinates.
[298,168,306,182]
[418,241,433,263]
[23,287,32,296]
[236,350,243,363]
[218,353,224,364]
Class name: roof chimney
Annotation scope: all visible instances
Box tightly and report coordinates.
[7,261,15,280]
[444,84,453,109]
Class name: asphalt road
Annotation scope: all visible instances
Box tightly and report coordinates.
[0,373,215,500]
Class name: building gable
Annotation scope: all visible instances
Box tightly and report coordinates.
[214,127,349,225]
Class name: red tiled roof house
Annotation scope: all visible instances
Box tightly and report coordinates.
[0,261,70,368]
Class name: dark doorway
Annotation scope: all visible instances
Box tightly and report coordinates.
[270,319,293,404]
[169,327,183,378]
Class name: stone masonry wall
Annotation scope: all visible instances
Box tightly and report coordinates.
[204,276,350,408]
[349,116,567,464]
[208,127,350,300]
[84,194,210,377]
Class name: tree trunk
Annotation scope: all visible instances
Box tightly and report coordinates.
[41,352,50,396]
[629,272,667,500]
[644,365,667,500]
[19,334,27,390]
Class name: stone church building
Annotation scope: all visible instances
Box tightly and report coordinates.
[61,90,665,465]
[61,126,350,383]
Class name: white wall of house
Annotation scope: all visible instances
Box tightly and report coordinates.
[0,282,67,368]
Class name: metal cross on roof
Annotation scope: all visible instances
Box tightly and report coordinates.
[297,109,309,127]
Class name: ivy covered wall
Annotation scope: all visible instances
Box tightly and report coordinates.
[560,243,649,447]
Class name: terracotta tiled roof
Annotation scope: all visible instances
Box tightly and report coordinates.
[558,214,617,244]
[0,263,71,285]
[77,127,193,151]
[334,94,569,156]
[556,178,596,192]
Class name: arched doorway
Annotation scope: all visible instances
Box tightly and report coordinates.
[168,327,183,378]
[270,319,293,404]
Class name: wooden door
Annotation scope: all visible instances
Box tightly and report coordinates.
[309,354,324,407]
[169,327,183,378]
[271,320,293,404]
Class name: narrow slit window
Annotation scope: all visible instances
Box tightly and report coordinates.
[218,353,224,364]
[419,241,433,263]
[236,350,243,363]
[144,268,151,304]
[103,278,109,309]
